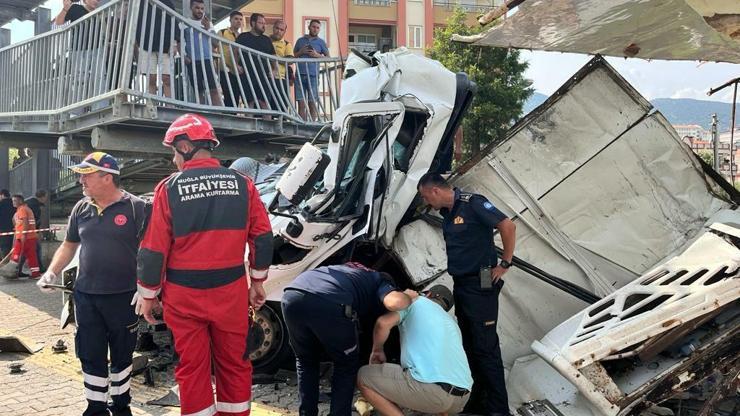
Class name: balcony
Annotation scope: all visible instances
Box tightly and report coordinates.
[433,0,499,13]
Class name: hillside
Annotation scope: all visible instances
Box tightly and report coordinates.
[521,93,739,131]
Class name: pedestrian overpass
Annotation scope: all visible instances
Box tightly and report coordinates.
[0,0,343,203]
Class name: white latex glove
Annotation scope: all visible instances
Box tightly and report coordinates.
[131,292,143,315]
[37,271,59,294]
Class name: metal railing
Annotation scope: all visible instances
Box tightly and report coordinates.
[433,0,499,13]
[0,0,343,124]
[52,150,78,191]
[9,159,34,198]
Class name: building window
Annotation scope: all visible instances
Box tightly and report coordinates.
[349,33,377,44]
[408,25,423,49]
[303,18,329,45]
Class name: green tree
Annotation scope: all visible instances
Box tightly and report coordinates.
[8,148,18,169]
[428,8,533,158]
[697,150,713,166]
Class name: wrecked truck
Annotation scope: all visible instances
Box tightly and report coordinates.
[52,46,739,415]
[249,49,739,415]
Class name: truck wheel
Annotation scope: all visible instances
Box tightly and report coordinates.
[249,301,294,374]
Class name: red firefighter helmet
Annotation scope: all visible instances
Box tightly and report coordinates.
[163,113,220,147]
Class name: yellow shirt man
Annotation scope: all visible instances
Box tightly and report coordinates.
[272,39,293,80]
[219,27,240,74]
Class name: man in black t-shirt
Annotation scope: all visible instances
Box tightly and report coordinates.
[37,152,147,416]
[236,13,277,112]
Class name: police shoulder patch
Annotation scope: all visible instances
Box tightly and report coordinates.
[459,192,473,202]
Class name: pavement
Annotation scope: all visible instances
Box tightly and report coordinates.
[0,262,331,416]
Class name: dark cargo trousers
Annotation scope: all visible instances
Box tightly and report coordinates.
[453,276,510,416]
[74,290,138,416]
[282,289,360,416]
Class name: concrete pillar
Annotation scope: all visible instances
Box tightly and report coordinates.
[0,29,9,190]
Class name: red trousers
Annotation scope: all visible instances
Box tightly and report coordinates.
[12,239,39,277]
[163,277,252,416]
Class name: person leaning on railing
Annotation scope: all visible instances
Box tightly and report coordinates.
[236,13,278,116]
[271,19,294,113]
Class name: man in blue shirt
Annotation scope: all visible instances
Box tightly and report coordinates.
[281,263,410,416]
[293,19,329,121]
[358,285,472,415]
[181,0,223,106]
[418,173,517,416]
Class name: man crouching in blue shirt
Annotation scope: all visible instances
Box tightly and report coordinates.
[357,285,472,415]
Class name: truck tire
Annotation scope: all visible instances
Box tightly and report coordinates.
[250,301,294,374]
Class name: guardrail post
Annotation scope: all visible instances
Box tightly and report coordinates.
[0,28,9,190]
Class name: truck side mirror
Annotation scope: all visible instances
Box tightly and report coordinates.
[275,143,330,206]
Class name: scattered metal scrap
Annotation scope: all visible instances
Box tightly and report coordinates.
[51,339,67,353]
[8,362,24,374]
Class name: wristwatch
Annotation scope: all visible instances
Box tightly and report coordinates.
[499,259,512,269]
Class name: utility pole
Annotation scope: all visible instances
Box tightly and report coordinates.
[709,77,740,185]
[711,113,720,173]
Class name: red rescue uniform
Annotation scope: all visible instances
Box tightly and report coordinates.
[137,158,272,416]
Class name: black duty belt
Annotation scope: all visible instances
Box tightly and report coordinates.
[435,382,469,397]
[166,265,245,289]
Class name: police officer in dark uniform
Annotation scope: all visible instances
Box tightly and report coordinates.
[281,263,411,416]
[418,173,516,416]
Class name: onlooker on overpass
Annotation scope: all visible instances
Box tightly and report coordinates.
[217,11,245,108]
[294,19,329,121]
[271,19,294,112]
[136,0,179,98]
[182,0,224,106]
[236,13,276,114]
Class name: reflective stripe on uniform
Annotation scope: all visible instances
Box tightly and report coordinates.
[84,387,108,402]
[137,283,159,299]
[183,404,217,416]
[82,371,108,387]
[250,268,268,280]
[109,380,130,395]
[216,401,251,413]
[110,364,132,382]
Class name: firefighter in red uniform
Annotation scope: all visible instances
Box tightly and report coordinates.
[133,113,273,416]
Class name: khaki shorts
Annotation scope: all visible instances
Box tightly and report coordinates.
[137,51,171,75]
[358,364,469,414]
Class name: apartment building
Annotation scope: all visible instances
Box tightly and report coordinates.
[238,0,500,57]
[673,124,709,141]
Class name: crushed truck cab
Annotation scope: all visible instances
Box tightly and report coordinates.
[259,50,740,415]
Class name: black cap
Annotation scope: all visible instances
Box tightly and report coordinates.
[425,284,454,311]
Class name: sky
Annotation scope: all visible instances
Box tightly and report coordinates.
[3,1,739,103]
